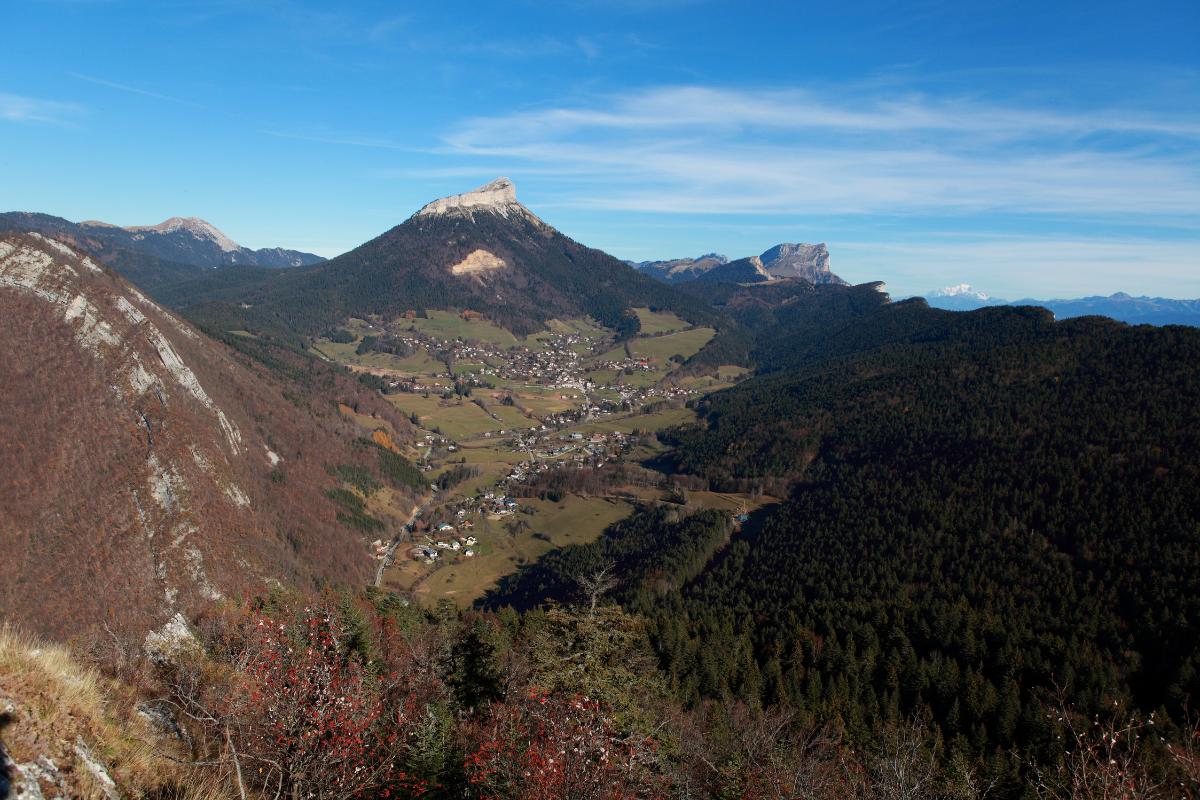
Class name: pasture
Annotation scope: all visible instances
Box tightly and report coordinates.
[633,307,688,334]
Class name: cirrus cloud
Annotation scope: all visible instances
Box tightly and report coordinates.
[440,85,1200,221]
[0,92,84,125]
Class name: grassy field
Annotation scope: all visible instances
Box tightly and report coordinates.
[509,392,578,416]
[417,495,635,605]
[633,308,688,334]
[544,318,606,336]
[406,311,521,347]
[385,394,502,439]
[570,406,700,435]
[487,404,534,430]
[595,328,714,364]
[317,340,447,377]
[364,486,422,524]
[632,328,715,362]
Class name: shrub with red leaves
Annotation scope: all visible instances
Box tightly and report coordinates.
[461,689,667,800]
[221,601,429,799]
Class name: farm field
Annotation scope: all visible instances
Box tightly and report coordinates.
[385,394,500,438]
[632,308,688,334]
[418,495,636,605]
[508,392,577,416]
[406,311,520,347]
[486,404,533,430]
[631,328,715,362]
[317,340,446,377]
[546,318,605,336]
[570,406,700,435]
[595,328,714,364]
[618,369,661,389]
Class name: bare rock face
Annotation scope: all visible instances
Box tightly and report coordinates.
[450,249,508,275]
[759,243,846,285]
[417,178,519,217]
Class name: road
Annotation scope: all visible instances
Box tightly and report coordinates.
[373,487,436,588]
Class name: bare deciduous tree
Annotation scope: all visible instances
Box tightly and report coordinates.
[575,562,619,616]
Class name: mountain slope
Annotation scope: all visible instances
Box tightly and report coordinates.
[486,290,1200,777]
[637,242,847,286]
[163,178,725,340]
[694,255,773,283]
[0,211,206,292]
[630,253,730,283]
[0,231,417,639]
[0,210,324,274]
[79,215,326,268]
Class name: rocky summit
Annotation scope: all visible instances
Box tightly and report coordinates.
[759,243,845,284]
[416,177,530,220]
[635,242,847,286]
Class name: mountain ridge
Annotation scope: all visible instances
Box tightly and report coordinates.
[923,284,1200,326]
[160,178,727,341]
[0,210,325,270]
[634,242,848,286]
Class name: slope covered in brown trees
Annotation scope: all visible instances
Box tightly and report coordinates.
[0,232,418,640]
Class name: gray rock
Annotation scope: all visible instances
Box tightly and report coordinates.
[759,243,846,285]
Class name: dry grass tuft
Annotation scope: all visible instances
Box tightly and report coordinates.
[0,622,233,799]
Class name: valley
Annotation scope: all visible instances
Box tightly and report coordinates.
[2,178,1198,800]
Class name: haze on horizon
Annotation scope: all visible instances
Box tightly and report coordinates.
[2,0,1197,299]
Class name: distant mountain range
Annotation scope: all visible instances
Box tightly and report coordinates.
[0,211,324,274]
[922,284,1200,326]
[155,177,724,342]
[629,242,847,286]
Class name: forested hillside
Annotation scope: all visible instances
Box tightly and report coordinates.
[485,298,1200,795]
[158,206,724,342]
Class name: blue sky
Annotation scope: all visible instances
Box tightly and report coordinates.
[3,0,1197,298]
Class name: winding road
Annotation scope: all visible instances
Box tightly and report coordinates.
[373,488,436,588]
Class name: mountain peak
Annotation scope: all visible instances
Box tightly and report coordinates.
[82,215,241,253]
[416,177,521,218]
[931,284,991,301]
[70,215,325,268]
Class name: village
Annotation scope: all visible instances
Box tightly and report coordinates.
[317,308,761,607]
[310,308,739,435]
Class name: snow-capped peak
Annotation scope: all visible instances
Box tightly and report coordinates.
[930,284,991,301]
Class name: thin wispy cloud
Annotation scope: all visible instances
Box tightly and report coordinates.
[0,92,83,125]
[70,73,212,109]
[441,86,1200,221]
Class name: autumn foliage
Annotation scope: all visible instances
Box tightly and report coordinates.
[462,689,665,800]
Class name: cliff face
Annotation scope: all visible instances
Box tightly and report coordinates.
[759,243,846,285]
[0,232,410,639]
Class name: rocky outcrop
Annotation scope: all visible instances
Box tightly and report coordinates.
[450,249,508,275]
[759,243,846,285]
[413,178,556,238]
[695,255,774,284]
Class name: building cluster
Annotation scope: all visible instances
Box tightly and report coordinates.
[408,521,479,563]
